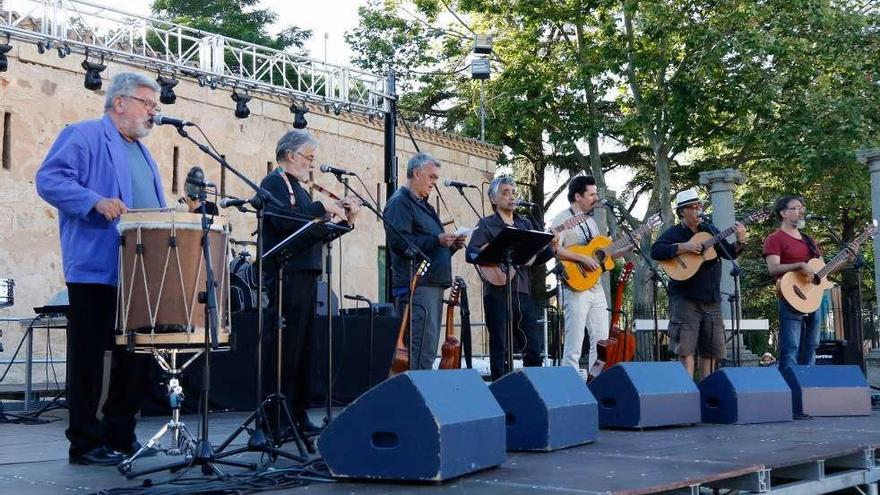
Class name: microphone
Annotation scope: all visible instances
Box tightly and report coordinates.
[805,214,828,221]
[598,198,618,208]
[219,197,249,208]
[319,164,356,176]
[699,212,712,223]
[184,166,214,199]
[443,179,478,189]
[514,198,538,208]
[151,114,195,127]
[344,294,372,303]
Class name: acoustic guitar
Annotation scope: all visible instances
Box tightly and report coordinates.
[777,221,876,314]
[439,277,466,370]
[658,209,769,281]
[475,212,593,286]
[590,262,636,378]
[560,212,663,292]
[389,260,430,376]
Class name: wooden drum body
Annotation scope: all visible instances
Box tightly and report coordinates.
[115,209,231,349]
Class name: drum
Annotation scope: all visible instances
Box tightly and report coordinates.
[115,209,231,349]
[0,278,13,309]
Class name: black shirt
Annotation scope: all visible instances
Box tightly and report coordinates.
[465,212,554,295]
[261,170,328,273]
[384,186,454,289]
[650,222,740,303]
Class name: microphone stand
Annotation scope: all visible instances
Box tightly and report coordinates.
[169,125,306,466]
[818,218,867,372]
[336,173,436,382]
[701,218,743,368]
[605,202,668,362]
[449,185,482,220]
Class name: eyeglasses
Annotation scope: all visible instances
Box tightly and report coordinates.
[123,95,160,112]
[296,151,315,163]
[784,206,806,212]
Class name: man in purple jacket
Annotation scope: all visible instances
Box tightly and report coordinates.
[36,72,166,466]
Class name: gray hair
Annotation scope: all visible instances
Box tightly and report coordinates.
[487,175,516,202]
[104,72,160,110]
[275,129,318,162]
[406,152,440,178]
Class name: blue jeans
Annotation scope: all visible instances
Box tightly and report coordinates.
[777,300,820,372]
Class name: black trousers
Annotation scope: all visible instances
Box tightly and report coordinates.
[66,283,149,454]
[264,270,318,413]
[483,290,544,381]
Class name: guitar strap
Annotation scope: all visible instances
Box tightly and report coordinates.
[570,207,593,245]
[801,233,821,259]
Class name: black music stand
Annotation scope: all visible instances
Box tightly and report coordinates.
[473,227,553,376]
[214,218,330,462]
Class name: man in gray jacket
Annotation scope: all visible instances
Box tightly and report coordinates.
[384,153,466,370]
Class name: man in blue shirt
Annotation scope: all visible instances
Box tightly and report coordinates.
[36,72,166,465]
[650,188,746,379]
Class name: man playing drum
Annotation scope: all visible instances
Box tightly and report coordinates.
[36,72,166,466]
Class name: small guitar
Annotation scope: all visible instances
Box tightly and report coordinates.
[475,212,593,286]
[777,221,876,314]
[389,260,430,376]
[659,209,770,281]
[561,212,663,291]
[590,262,636,377]
[439,277,465,370]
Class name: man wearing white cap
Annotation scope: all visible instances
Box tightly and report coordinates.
[650,188,747,378]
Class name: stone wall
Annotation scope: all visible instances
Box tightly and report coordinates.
[0,42,502,384]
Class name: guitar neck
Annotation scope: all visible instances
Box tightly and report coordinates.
[703,224,739,248]
[550,213,587,235]
[609,222,650,252]
[816,229,872,279]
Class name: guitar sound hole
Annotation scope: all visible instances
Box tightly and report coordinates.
[596,251,607,264]
[675,256,687,268]
[793,286,807,301]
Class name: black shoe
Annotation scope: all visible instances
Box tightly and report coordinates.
[295,412,323,434]
[108,440,159,458]
[794,412,813,420]
[69,446,124,466]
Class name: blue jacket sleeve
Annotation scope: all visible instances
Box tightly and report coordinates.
[651,227,680,261]
[384,199,439,258]
[35,126,103,220]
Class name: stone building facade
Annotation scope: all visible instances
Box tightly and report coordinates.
[0,42,502,384]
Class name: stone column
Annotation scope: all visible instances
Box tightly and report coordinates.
[856,148,880,317]
[699,168,745,321]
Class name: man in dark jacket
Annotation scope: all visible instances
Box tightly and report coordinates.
[650,188,746,379]
[384,153,466,370]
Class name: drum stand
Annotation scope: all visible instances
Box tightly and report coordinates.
[119,349,201,476]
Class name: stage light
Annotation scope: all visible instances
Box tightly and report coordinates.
[0,43,11,72]
[82,55,106,91]
[231,89,251,119]
[57,44,70,58]
[290,102,308,129]
[333,103,341,116]
[157,74,178,105]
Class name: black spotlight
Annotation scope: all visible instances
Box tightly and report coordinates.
[81,54,106,91]
[231,90,251,119]
[0,43,11,73]
[290,102,308,129]
[157,74,178,105]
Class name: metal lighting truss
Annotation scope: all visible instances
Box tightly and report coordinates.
[0,0,388,113]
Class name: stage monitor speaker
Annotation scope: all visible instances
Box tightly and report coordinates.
[317,369,506,481]
[588,362,700,428]
[489,367,598,451]
[782,365,871,417]
[699,367,793,424]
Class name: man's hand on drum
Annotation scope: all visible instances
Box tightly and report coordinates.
[95,198,127,221]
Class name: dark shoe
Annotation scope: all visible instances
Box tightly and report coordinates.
[794,412,813,420]
[69,446,123,466]
[295,411,323,434]
[109,440,158,458]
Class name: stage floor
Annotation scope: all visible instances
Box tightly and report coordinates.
[1,408,879,494]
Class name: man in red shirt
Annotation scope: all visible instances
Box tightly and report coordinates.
[763,195,823,371]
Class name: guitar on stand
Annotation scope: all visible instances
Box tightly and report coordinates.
[389,260,430,376]
[777,221,876,313]
[439,277,466,369]
[560,212,663,291]
[659,209,770,281]
[475,212,594,286]
[590,262,636,378]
